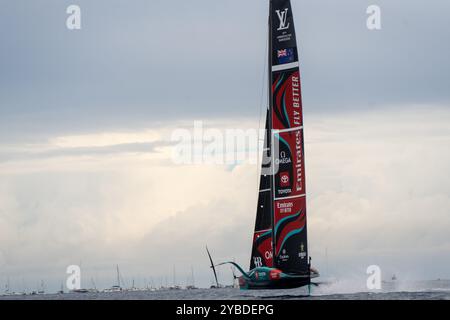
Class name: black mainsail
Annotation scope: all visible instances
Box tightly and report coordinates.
[250,0,309,276]
[250,109,274,270]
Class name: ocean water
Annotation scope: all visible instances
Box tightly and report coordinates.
[1,280,449,300]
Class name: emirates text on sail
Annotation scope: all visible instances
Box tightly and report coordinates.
[295,130,303,192]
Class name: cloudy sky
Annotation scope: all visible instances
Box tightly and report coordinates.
[0,0,449,292]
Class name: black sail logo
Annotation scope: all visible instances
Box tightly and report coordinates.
[276,8,290,31]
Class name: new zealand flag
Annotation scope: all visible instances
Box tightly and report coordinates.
[277,48,295,64]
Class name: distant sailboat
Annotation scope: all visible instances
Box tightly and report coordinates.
[58,282,64,294]
[104,264,122,292]
[218,0,319,290]
[89,277,99,293]
[186,266,198,290]
[38,280,45,294]
[170,265,182,290]
[4,278,10,295]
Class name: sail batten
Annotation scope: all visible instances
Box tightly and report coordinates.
[272,62,299,72]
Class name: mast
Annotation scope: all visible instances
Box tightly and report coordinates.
[172,265,177,287]
[249,1,275,271]
[5,277,10,294]
[91,277,97,291]
[191,266,195,287]
[116,264,121,288]
[269,0,309,276]
[268,0,275,271]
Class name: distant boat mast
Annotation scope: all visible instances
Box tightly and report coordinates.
[116,264,121,288]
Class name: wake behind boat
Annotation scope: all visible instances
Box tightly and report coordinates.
[218,0,319,290]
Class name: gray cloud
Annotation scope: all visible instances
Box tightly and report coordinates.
[0,141,171,164]
[1,0,449,143]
